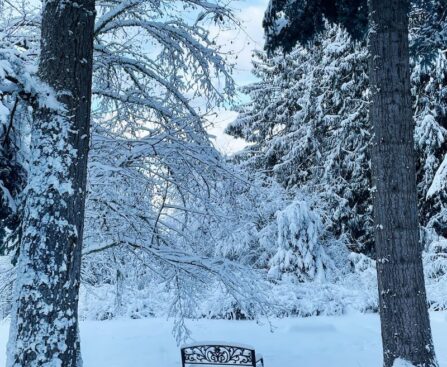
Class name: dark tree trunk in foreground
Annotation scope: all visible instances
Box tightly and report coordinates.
[7,1,95,366]
[369,0,437,366]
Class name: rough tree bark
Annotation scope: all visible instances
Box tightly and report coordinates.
[368,0,438,366]
[7,1,95,366]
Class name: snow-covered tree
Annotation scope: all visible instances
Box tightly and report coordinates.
[259,0,439,364]
[411,42,447,244]
[7,0,96,364]
[0,0,274,349]
[268,200,332,282]
[228,24,372,253]
[230,1,447,257]
[263,0,368,52]
[80,0,270,334]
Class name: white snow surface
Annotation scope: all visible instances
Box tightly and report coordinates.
[2,312,447,366]
[393,359,416,367]
[427,154,447,198]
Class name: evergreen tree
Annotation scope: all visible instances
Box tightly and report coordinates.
[230,1,447,256]
[413,53,447,241]
[410,3,447,242]
[263,0,368,52]
[258,0,438,364]
[228,24,372,253]
[268,200,332,282]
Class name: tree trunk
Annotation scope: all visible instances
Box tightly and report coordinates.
[7,1,95,366]
[368,0,438,366]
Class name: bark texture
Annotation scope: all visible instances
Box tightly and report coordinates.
[368,0,438,366]
[7,1,95,366]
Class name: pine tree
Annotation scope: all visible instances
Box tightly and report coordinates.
[228,24,372,253]
[263,0,368,53]
[259,0,438,364]
[410,3,447,242]
[268,200,332,282]
[232,0,447,256]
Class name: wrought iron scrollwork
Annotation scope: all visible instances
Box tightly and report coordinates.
[182,344,255,366]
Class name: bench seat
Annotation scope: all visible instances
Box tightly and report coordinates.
[181,341,264,367]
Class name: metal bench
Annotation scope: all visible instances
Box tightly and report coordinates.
[180,342,264,367]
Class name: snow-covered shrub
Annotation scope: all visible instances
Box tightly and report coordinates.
[424,236,447,310]
[197,281,265,320]
[270,280,377,317]
[79,282,168,321]
[266,246,378,317]
[268,201,333,282]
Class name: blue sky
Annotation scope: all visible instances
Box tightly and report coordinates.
[208,0,270,154]
[224,0,270,85]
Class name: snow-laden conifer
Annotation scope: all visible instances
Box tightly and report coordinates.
[228,24,372,253]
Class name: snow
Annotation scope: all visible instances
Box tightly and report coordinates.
[273,12,288,35]
[427,154,447,198]
[2,313,447,367]
[393,359,416,367]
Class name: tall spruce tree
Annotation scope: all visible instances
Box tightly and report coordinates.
[262,0,437,365]
[411,1,447,244]
[263,0,368,52]
[7,0,95,365]
[231,0,447,259]
[228,24,372,253]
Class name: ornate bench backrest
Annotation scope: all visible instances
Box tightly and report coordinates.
[181,344,257,367]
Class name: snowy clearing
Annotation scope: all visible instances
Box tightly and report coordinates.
[2,312,447,366]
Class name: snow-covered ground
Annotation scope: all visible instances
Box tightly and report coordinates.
[1,312,447,366]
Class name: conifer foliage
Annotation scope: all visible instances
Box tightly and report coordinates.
[228,24,372,253]
[229,4,447,258]
[263,0,368,52]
